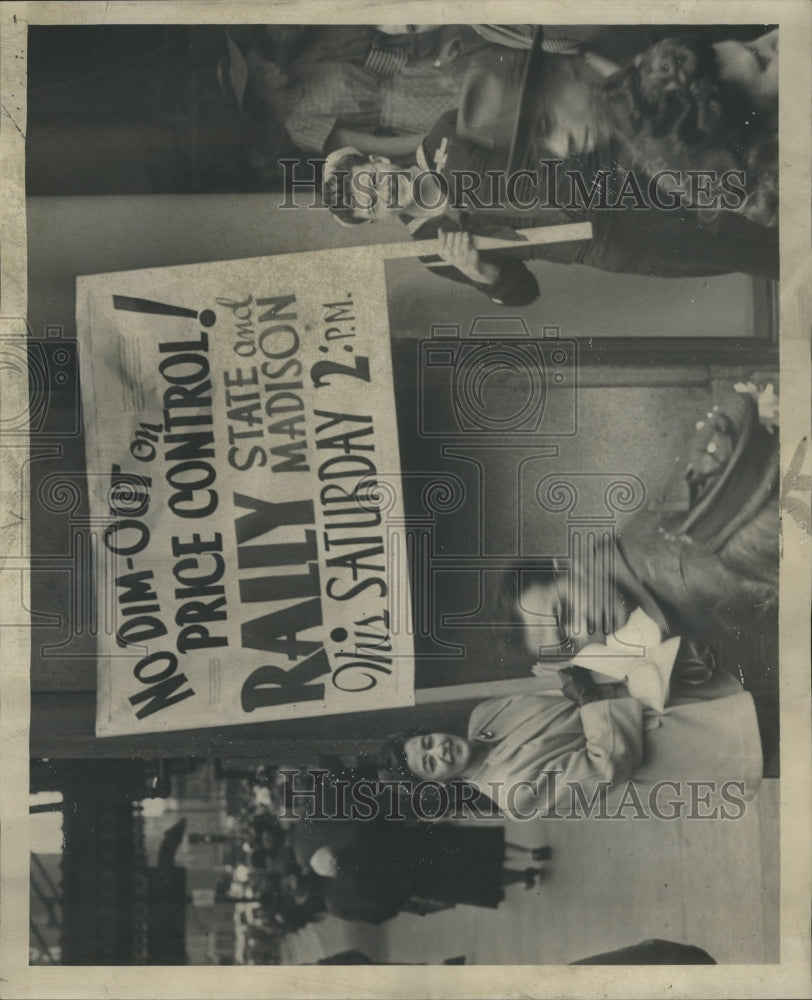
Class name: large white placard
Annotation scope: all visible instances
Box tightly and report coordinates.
[77,249,414,736]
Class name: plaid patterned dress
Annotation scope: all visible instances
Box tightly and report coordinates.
[276,27,544,153]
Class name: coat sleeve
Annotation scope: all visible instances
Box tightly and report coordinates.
[414,217,540,306]
[480,255,541,306]
[573,697,645,783]
[504,697,645,817]
[324,874,406,924]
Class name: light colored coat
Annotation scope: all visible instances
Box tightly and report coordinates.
[465,672,762,818]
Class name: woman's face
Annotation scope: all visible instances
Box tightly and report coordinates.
[516,578,576,657]
[516,574,630,657]
[404,732,472,781]
[537,60,603,158]
[713,29,778,112]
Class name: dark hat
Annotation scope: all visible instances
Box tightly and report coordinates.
[455,26,544,176]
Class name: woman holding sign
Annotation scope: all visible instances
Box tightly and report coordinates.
[379,665,763,821]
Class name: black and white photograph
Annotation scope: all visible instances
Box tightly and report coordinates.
[1,3,810,997]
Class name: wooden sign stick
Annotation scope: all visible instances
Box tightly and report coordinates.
[370,221,594,262]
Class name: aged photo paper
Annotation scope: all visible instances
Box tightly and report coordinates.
[1,1,810,998]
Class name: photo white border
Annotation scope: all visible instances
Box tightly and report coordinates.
[1,2,810,997]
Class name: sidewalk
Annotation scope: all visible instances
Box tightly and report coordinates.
[375,778,779,965]
[279,779,778,965]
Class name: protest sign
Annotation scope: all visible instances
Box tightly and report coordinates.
[77,250,414,734]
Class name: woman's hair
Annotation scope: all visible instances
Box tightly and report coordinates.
[600,37,777,227]
[377,728,425,781]
[377,731,494,819]
[607,38,726,142]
